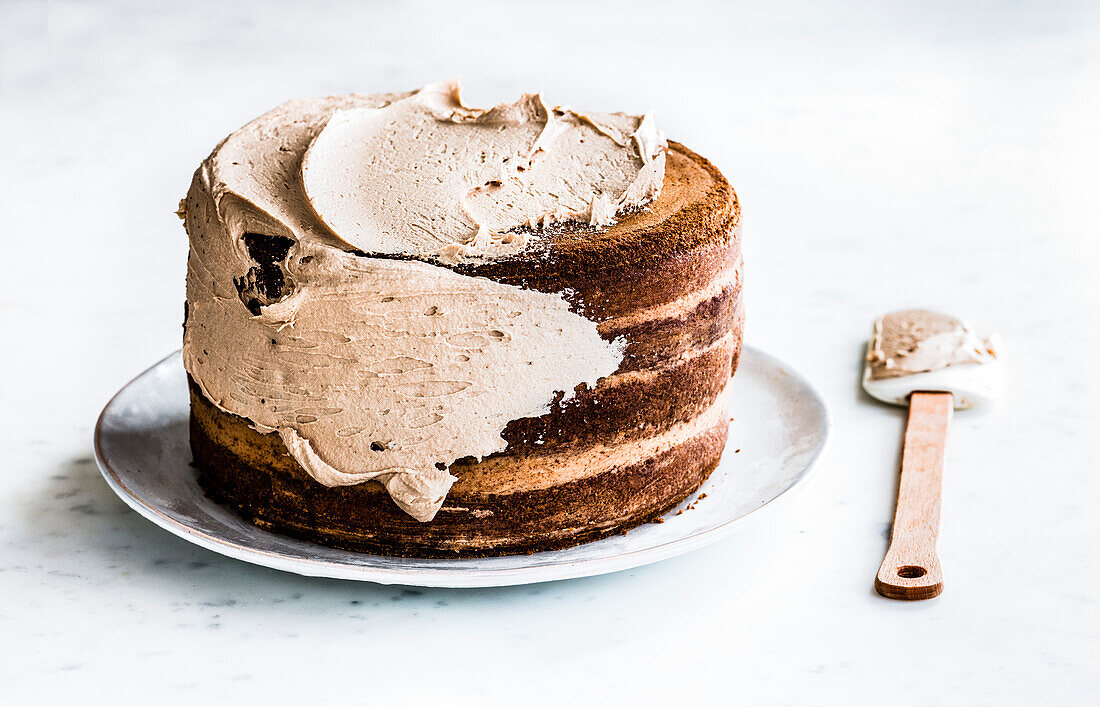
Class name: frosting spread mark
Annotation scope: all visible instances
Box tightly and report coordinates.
[301,80,666,263]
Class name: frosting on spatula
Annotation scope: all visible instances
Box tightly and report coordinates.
[862,309,1001,409]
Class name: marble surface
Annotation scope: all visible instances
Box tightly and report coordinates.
[2,1,1097,704]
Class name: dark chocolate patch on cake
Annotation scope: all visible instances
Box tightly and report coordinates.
[234,232,295,314]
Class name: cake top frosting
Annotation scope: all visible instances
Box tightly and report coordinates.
[209,80,666,265]
[180,81,661,521]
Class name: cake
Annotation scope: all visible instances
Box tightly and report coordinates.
[181,81,742,556]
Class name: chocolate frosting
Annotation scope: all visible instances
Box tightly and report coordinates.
[867,309,997,380]
[302,81,666,263]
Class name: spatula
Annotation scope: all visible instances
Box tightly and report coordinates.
[862,309,1001,600]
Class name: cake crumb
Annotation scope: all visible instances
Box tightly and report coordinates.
[735,449,741,453]
[698,493,707,500]
[651,517,665,524]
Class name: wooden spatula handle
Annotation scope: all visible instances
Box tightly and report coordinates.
[875,391,952,600]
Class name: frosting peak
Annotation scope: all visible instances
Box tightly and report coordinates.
[301,80,666,263]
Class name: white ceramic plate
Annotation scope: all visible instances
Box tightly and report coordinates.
[94,347,828,587]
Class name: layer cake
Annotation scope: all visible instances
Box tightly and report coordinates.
[181,82,742,556]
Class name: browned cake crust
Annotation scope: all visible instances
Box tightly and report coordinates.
[189,142,742,556]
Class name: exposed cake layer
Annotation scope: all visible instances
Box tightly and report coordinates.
[498,324,741,452]
[191,380,730,556]
[602,266,742,372]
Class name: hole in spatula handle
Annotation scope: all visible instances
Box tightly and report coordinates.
[876,556,943,600]
[875,391,952,601]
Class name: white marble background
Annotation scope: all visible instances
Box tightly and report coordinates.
[2,1,1097,704]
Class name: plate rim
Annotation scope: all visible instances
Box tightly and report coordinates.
[94,346,830,587]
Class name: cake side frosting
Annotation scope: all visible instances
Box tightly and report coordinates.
[181,82,666,521]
